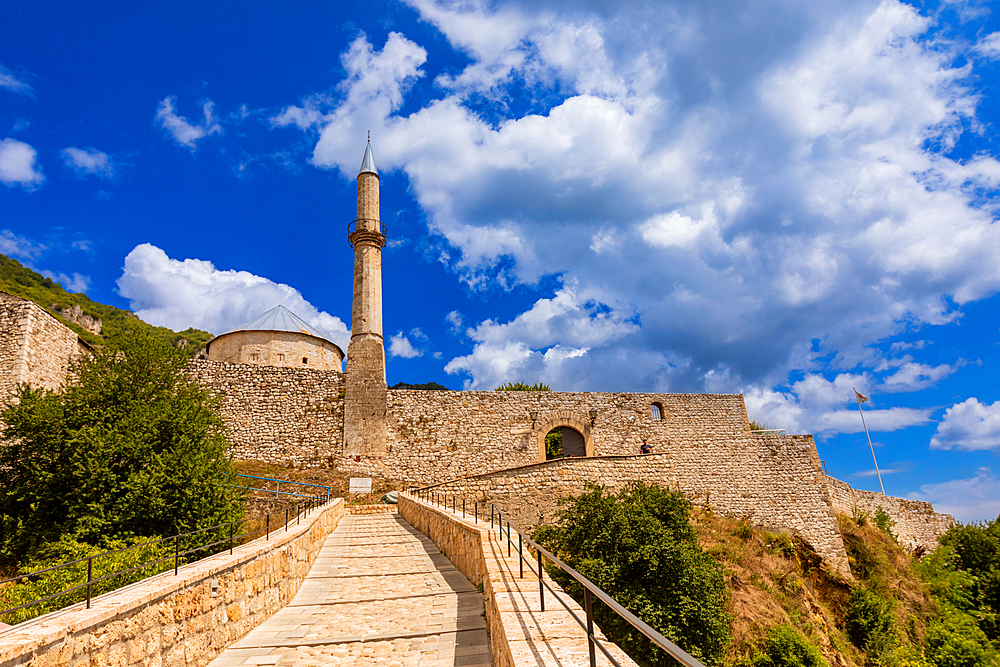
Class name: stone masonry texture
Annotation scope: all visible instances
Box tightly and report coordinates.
[0,292,87,403]
[206,330,343,371]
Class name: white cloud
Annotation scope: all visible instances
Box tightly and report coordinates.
[879,361,959,393]
[0,138,44,189]
[0,65,33,97]
[155,96,222,149]
[976,31,1000,59]
[41,270,90,293]
[389,331,422,358]
[116,244,350,351]
[60,147,115,180]
[931,397,1000,451]
[273,1,1000,437]
[0,229,46,260]
[444,310,464,334]
[910,468,1000,522]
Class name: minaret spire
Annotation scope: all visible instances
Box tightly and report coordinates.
[343,138,388,459]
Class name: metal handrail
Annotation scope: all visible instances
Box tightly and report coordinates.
[409,489,705,667]
[230,474,333,502]
[0,484,333,624]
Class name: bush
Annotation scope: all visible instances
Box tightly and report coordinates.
[0,330,245,563]
[534,483,731,666]
[744,624,828,667]
[925,608,998,667]
[0,536,172,624]
[846,586,897,652]
[495,382,551,391]
[873,508,897,541]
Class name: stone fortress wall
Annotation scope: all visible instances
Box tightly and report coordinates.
[822,474,954,552]
[0,292,87,402]
[206,329,343,371]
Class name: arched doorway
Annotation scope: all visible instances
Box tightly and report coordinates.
[536,413,594,462]
[543,425,586,460]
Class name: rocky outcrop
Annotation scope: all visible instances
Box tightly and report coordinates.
[53,303,102,335]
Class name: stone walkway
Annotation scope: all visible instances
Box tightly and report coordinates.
[207,513,492,667]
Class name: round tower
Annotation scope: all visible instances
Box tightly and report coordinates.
[343,138,388,457]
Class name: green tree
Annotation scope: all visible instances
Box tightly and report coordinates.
[495,382,551,391]
[0,330,244,563]
[535,483,731,666]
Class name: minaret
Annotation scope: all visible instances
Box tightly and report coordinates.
[343,138,388,457]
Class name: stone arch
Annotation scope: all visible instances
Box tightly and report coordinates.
[535,411,594,462]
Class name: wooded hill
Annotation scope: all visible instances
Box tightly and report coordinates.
[0,254,212,353]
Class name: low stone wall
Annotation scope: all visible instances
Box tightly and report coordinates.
[399,493,636,667]
[420,450,851,577]
[822,475,954,552]
[0,499,346,667]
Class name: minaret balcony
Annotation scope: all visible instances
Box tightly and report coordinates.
[348,219,387,248]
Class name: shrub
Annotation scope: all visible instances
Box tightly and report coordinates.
[0,330,245,563]
[0,536,172,624]
[925,608,998,667]
[751,624,828,667]
[495,382,551,391]
[845,586,896,652]
[873,508,897,541]
[534,483,731,666]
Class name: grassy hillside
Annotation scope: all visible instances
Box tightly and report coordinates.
[0,254,213,353]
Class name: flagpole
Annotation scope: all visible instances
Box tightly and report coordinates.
[854,386,884,495]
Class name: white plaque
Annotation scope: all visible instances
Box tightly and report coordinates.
[349,477,372,494]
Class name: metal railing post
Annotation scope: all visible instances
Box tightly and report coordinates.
[585,588,596,667]
[519,533,523,578]
[86,556,93,609]
[266,514,270,541]
[507,521,511,557]
[474,501,478,523]
[285,508,289,531]
[174,535,179,575]
[276,480,280,499]
[538,550,544,611]
[229,523,234,555]
[490,504,494,527]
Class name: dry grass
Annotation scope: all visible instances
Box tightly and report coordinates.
[693,510,862,667]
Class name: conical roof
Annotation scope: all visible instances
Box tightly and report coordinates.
[358,139,378,177]
[226,305,335,344]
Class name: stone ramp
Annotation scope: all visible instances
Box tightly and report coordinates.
[207,513,491,667]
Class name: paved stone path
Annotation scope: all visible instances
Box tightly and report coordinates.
[207,513,492,667]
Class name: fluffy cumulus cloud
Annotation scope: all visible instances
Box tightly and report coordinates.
[910,468,1000,522]
[930,398,1000,451]
[60,147,115,180]
[116,244,350,351]
[155,96,222,149]
[389,331,422,358]
[0,138,44,189]
[270,1,1000,431]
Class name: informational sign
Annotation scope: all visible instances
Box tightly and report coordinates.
[349,477,372,494]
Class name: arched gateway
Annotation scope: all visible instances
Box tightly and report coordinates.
[535,412,594,462]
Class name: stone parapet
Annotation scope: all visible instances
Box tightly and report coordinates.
[399,493,637,667]
[0,499,346,667]
[822,474,954,552]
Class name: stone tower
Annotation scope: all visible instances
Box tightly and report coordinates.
[343,139,388,457]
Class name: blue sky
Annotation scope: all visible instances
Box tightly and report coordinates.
[2,0,999,521]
